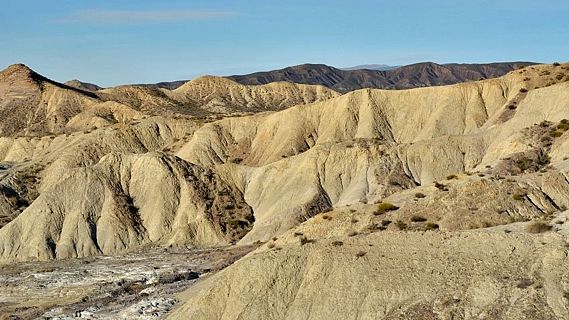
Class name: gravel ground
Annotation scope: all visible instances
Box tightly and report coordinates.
[0,245,257,319]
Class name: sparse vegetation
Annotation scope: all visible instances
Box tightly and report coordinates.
[355,251,367,258]
[527,221,552,233]
[553,62,561,67]
[299,235,312,245]
[395,220,407,230]
[517,278,534,289]
[434,182,448,191]
[374,202,399,215]
[512,193,525,201]
[411,215,427,222]
[425,222,439,230]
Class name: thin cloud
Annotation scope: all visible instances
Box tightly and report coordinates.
[58,9,236,24]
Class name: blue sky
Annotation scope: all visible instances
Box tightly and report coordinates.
[1,0,568,86]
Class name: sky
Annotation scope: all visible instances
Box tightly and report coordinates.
[1,0,568,87]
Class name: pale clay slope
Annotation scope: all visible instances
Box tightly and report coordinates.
[0,63,569,262]
[0,64,144,136]
[168,76,340,113]
[175,64,569,243]
[0,152,252,261]
[168,231,569,320]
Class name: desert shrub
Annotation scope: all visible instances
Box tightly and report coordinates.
[446,174,458,180]
[434,182,448,191]
[375,202,399,215]
[381,220,392,226]
[556,73,565,80]
[368,223,383,231]
[508,105,517,110]
[414,192,426,198]
[395,220,407,230]
[425,222,439,230]
[514,157,533,171]
[519,88,528,93]
[523,77,530,81]
[512,193,525,201]
[411,215,427,222]
[299,236,312,245]
[549,130,563,138]
[527,221,552,233]
[517,278,534,289]
[557,121,569,131]
[347,230,358,237]
[553,62,561,66]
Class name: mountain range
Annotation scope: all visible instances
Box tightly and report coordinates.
[227,61,536,92]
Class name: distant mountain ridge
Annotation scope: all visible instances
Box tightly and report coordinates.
[341,64,399,71]
[227,61,537,93]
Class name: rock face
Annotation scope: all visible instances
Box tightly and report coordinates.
[228,61,536,92]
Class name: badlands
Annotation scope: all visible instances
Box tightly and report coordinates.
[1,61,569,319]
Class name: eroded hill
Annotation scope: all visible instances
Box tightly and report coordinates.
[1,61,569,319]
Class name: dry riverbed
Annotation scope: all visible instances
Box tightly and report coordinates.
[0,245,257,319]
